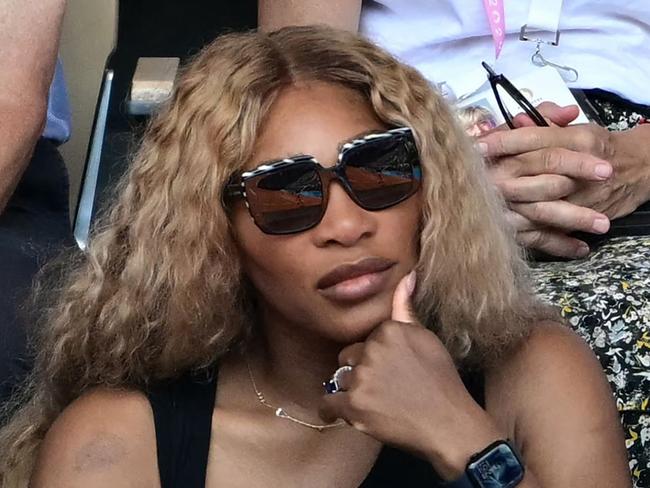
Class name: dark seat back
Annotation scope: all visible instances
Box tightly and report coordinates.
[74,0,256,248]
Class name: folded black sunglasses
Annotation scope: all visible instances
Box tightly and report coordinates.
[225,127,421,235]
[481,61,548,129]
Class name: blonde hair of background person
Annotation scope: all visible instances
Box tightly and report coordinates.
[0,26,629,487]
[457,105,498,137]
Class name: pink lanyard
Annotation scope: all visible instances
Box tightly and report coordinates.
[482,0,506,59]
[483,0,568,71]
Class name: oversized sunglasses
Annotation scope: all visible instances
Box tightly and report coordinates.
[225,127,421,235]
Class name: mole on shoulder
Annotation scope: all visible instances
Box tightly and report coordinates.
[72,433,128,473]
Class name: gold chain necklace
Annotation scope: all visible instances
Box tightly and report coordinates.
[245,359,347,433]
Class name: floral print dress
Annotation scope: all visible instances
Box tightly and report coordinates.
[531,237,650,487]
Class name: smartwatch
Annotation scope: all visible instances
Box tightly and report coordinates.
[444,440,525,488]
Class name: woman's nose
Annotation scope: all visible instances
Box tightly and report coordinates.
[310,182,377,247]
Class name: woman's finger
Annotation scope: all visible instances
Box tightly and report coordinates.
[487,148,611,184]
[513,103,580,128]
[512,112,553,128]
[391,270,416,324]
[505,209,538,232]
[479,123,613,162]
[510,200,610,234]
[496,174,577,202]
[517,229,590,259]
[338,342,365,367]
[319,391,351,423]
[516,148,611,181]
[536,102,580,123]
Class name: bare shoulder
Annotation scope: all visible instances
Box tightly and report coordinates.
[31,387,159,488]
[484,321,631,486]
[501,320,596,365]
[488,321,606,394]
[486,320,615,420]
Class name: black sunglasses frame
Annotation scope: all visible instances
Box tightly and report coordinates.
[224,127,421,235]
[481,61,548,129]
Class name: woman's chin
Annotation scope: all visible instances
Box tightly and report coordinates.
[328,326,377,345]
[318,306,390,344]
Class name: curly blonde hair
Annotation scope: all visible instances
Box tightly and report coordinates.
[0,25,550,486]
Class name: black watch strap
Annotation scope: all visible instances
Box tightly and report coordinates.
[443,473,475,488]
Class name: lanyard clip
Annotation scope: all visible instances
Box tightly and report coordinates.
[520,25,579,83]
[519,24,560,46]
[530,41,579,83]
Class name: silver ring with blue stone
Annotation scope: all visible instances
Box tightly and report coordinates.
[323,365,353,394]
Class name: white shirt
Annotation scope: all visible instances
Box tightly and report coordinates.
[360,0,650,105]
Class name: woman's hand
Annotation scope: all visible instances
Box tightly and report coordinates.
[319,272,503,479]
[483,125,613,258]
[479,103,650,258]
[483,119,650,220]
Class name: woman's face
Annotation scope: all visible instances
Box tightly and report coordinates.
[232,81,420,344]
[466,119,496,137]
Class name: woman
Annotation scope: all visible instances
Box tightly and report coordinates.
[0,26,629,487]
[457,105,498,137]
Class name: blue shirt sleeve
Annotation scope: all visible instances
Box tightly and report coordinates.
[43,58,72,143]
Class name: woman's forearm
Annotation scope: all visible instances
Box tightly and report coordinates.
[258,0,362,32]
[0,0,66,97]
[0,0,67,211]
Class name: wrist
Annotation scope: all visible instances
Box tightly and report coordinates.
[425,420,504,480]
[441,439,530,488]
[639,124,650,202]
[614,125,650,204]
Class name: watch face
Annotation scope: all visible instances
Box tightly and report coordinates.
[467,442,525,488]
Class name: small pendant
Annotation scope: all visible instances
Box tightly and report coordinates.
[275,408,287,418]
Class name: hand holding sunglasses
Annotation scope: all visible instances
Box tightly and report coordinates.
[225,127,421,235]
[481,62,549,129]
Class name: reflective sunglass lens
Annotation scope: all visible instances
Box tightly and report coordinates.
[247,164,323,234]
[344,137,419,210]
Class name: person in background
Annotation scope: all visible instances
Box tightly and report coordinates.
[458,105,498,137]
[0,0,74,404]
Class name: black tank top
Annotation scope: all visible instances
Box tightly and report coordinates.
[146,365,485,487]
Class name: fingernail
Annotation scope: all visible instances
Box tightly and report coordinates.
[594,163,612,179]
[477,142,488,156]
[576,243,590,258]
[592,218,610,234]
[406,271,416,296]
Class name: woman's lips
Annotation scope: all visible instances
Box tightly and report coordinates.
[317,257,396,303]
